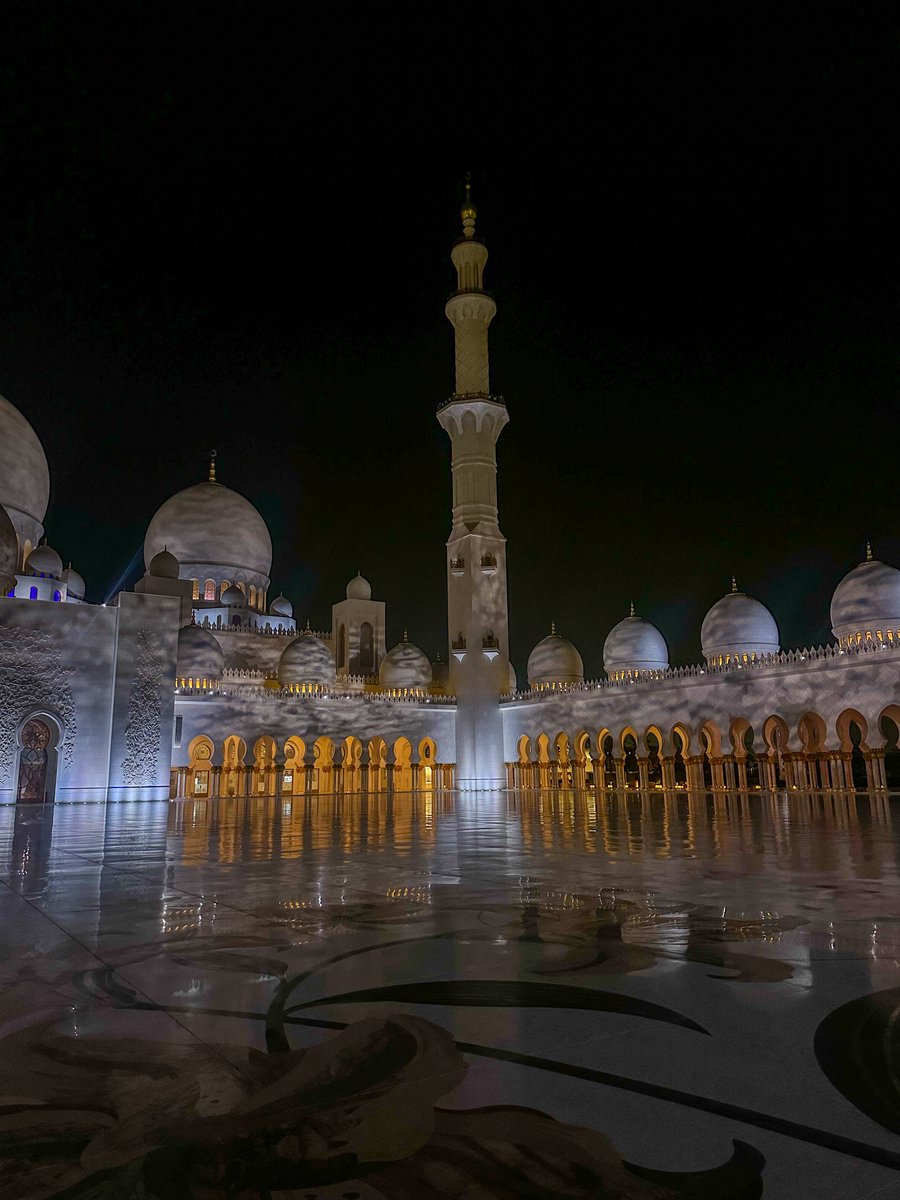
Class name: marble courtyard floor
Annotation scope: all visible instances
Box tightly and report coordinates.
[2,791,900,1199]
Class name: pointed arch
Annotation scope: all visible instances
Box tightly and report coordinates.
[187,734,215,797]
[222,734,247,797]
[283,735,306,795]
[393,736,413,792]
[836,708,869,753]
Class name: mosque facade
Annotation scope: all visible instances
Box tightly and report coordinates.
[2,190,900,803]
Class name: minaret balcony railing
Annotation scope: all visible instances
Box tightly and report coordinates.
[450,557,465,576]
[436,392,506,412]
[482,631,500,662]
[480,553,497,576]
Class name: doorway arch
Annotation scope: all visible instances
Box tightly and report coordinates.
[16,715,61,803]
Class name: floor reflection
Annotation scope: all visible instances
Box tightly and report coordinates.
[2,790,900,1200]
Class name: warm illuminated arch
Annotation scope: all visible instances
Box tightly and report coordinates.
[729,717,754,758]
[670,723,693,757]
[642,724,664,755]
[188,734,214,766]
[835,709,869,753]
[762,714,789,755]
[619,725,640,753]
[797,711,828,754]
[535,733,552,763]
[517,734,532,764]
[699,720,724,758]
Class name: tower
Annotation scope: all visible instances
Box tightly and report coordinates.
[438,180,510,789]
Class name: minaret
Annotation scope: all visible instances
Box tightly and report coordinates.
[438,179,510,789]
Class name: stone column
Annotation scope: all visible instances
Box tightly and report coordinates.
[710,759,726,790]
[210,766,222,798]
[636,757,650,791]
[735,758,748,790]
[613,757,627,791]
[870,749,887,790]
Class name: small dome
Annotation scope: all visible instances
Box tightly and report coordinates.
[701,584,779,662]
[831,552,900,642]
[221,584,245,606]
[26,543,63,579]
[0,505,17,588]
[527,626,584,687]
[270,593,293,617]
[144,479,272,580]
[176,623,225,683]
[0,393,50,546]
[278,633,336,686]
[603,609,669,676]
[60,563,86,600]
[346,572,372,601]
[149,547,180,579]
[379,636,432,689]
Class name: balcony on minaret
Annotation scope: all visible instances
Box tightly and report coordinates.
[450,557,465,577]
[482,631,500,662]
[451,633,467,662]
[480,553,497,577]
[437,391,506,413]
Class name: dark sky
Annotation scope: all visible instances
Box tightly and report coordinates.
[1,3,897,676]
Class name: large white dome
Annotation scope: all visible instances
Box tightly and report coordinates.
[527,627,584,687]
[0,505,17,590]
[831,554,900,642]
[701,586,780,663]
[0,392,50,552]
[379,638,432,689]
[603,610,669,677]
[278,633,336,686]
[144,480,272,582]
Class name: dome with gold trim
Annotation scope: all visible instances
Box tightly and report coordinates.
[144,456,272,588]
[831,545,900,645]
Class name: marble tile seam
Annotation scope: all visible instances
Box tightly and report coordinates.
[0,873,265,1093]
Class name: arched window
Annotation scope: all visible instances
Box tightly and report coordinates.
[249,584,257,609]
[192,579,200,599]
[29,586,38,600]
[53,590,61,602]
[359,621,374,674]
[236,581,246,596]
[221,580,231,597]
[204,579,216,601]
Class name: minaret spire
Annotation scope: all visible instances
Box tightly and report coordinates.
[438,180,510,789]
[866,539,874,562]
[208,449,218,483]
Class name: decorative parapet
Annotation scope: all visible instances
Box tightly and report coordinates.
[195,616,331,640]
[500,638,900,704]
[209,685,457,705]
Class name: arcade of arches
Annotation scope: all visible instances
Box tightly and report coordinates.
[172,733,452,799]
[508,707,900,793]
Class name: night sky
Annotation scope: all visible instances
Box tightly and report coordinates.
[1,5,897,677]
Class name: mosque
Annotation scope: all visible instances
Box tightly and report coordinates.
[2,187,900,804]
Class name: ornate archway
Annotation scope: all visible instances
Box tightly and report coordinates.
[16,718,53,803]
